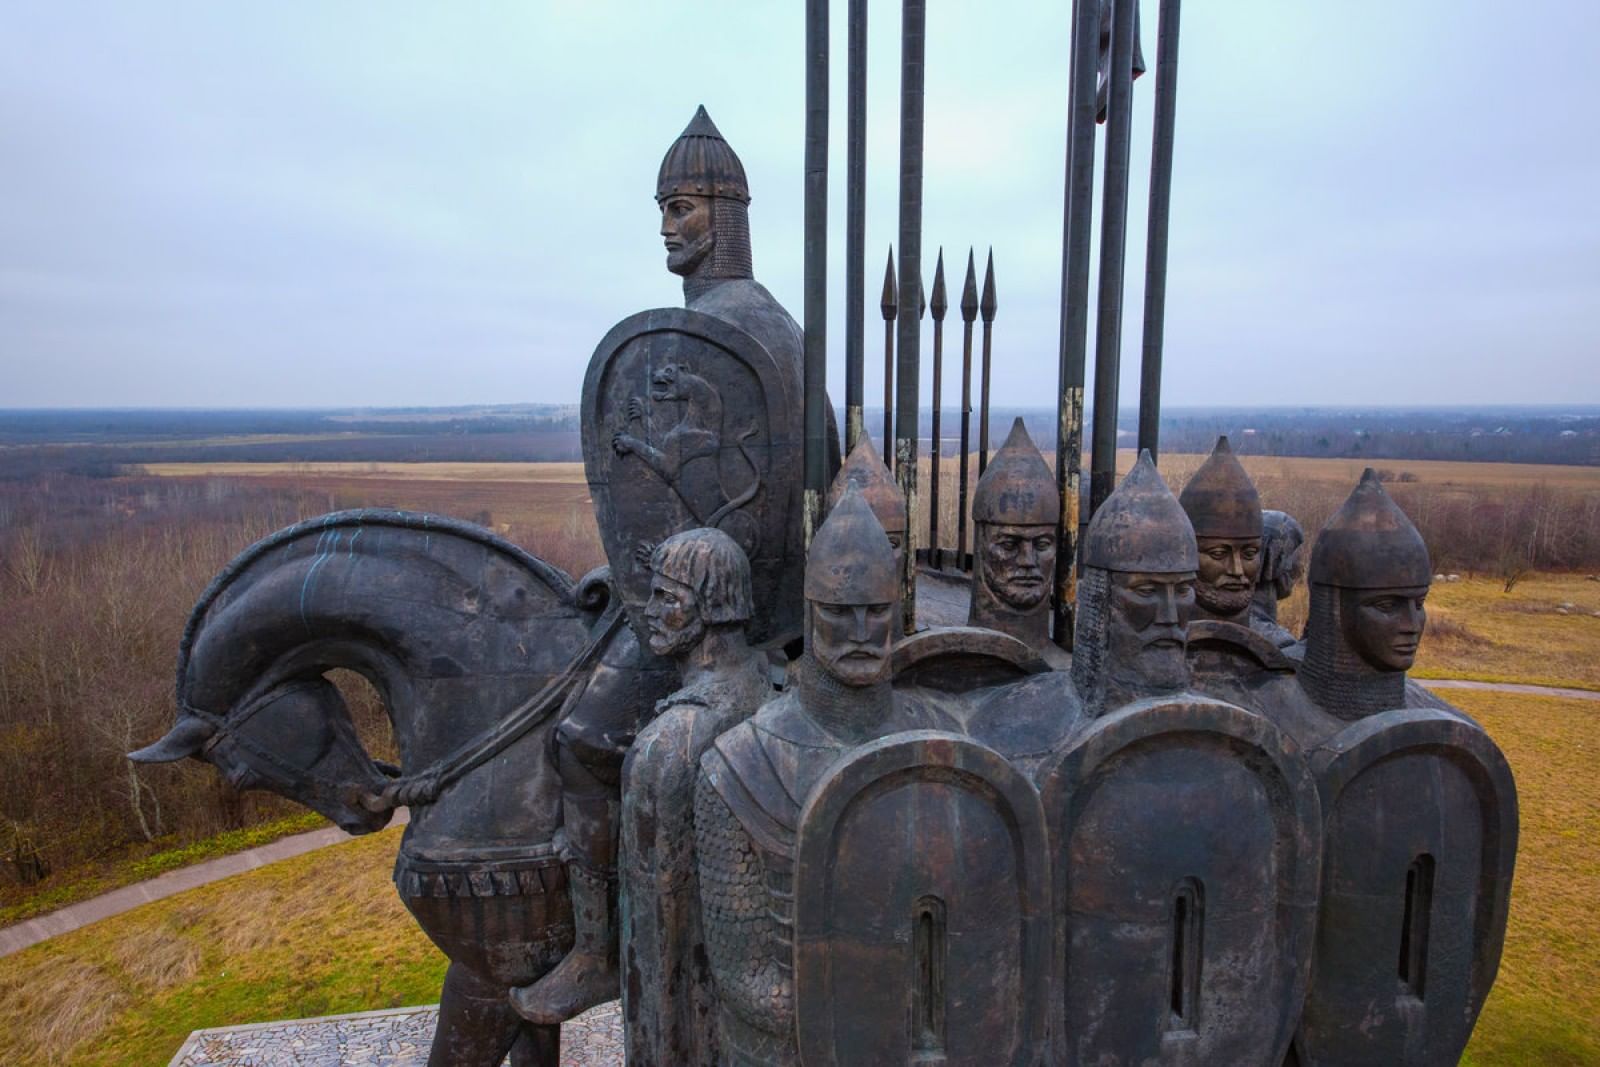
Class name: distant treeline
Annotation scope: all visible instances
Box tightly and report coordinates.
[1,405,1597,477]
[948,406,1600,467]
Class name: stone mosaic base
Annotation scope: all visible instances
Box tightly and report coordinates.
[168,1000,622,1066]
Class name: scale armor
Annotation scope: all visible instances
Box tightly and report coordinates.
[694,777,798,1066]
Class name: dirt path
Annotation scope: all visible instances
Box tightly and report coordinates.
[0,810,409,959]
[5,674,1596,960]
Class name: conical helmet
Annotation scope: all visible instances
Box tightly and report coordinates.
[1178,435,1262,539]
[1081,450,1198,573]
[805,486,898,604]
[1308,469,1430,589]
[657,105,751,204]
[827,437,907,533]
[973,418,1059,526]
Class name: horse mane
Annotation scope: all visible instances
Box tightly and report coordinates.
[174,509,578,708]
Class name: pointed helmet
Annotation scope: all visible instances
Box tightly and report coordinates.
[1308,469,1431,589]
[973,418,1059,526]
[827,437,907,534]
[657,105,751,204]
[1178,435,1262,539]
[1081,450,1198,573]
[805,486,899,605]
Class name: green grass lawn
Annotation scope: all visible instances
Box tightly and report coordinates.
[0,689,1591,1065]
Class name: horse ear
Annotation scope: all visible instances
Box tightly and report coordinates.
[128,716,215,764]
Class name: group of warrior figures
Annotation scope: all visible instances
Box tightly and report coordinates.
[132,108,1515,1067]
[504,108,1515,1067]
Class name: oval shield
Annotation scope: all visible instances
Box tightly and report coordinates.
[1038,697,1322,1066]
[794,731,1050,1067]
[582,307,803,649]
[1295,707,1518,1066]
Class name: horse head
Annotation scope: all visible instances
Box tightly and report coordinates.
[131,510,597,847]
[131,674,395,835]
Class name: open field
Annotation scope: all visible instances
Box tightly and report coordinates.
[0,687,1589,1065]
[1414,574,1600,691]
[144,452,1600,491]
[139,461,589,483]
[1459,690,1600,1066]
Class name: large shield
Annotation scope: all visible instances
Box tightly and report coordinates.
[582,308,803,648]
[794,732,1050,1067]
[1038,697,1322,1066]
[1295,707,1517,1067]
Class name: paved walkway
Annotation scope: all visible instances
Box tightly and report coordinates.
[5,674,1596,961]
[0,809,409,959]
[1417,678,1600,702]
[168,1001,622,1066]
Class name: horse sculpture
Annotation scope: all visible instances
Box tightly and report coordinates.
[131,508,612,1067]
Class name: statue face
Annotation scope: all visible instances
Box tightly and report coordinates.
[660,195,714,275]
[809,600,895,687]
[1341,585,1427,671]
[1194,535,1262,618]
[644,572,706,659]
[980,523,1056,610]
[884,528,906,580]
[1107,570,1195,691]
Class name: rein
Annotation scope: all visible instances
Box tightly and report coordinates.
[183,608,626,815]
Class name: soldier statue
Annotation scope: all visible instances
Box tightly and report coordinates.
[514,106,826,1027]
[608,529,770,1065]
[1251,507,1306,647]
[967,418,1069,669]
[1070,450,1198,716]
[1178,435,1262,627]
[825,437,908,636]
[693,488,952,1065]
[1297,468,1436,723]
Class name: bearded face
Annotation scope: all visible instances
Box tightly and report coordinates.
[979,523,1057,611]
[1106,570,1195,692]
[660,195,715,276]
[1194,536,1262,620]
[643,572,706,659]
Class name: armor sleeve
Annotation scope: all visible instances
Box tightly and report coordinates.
[694,769,794,1037]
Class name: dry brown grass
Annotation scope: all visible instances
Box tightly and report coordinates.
[140,461,589,483]
[0,954,129,1065]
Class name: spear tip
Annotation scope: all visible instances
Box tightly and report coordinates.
[880,247,897,319]
[960,247,979,320]
[980,248,998,321]
[930,249,948,319]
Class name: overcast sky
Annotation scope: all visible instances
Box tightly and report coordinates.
[3,1,1597,409]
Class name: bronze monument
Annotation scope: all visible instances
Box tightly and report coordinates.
[130,14,1522,1060]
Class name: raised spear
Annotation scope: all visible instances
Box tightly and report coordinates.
[845,0,869,454]
[802,0,829,546]
[978,249,997,478]
[1138,0,1182,460]
[895,0,927,633]
[881,247,897,464]
[929,249,948,570]
[958,249,978,568]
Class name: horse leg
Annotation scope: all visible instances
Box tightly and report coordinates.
[509,1022,561,1067]
[429,961,523,1067]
